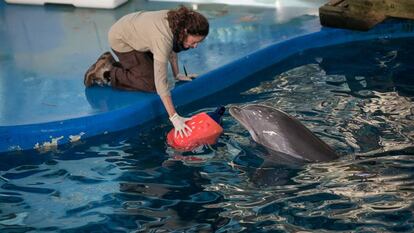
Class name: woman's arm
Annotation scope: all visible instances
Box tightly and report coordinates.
[160,94,176,117]
[154,59,176,117]
[169,51,179,79]
[154,59,191,137]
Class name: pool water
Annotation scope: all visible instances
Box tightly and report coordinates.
[1,37,414,232]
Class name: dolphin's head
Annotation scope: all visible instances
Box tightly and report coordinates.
[229,105,269,142]
[229,104,305,163]
[229,104,301,154]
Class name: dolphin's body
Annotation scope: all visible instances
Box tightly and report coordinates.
[229,104,339,164]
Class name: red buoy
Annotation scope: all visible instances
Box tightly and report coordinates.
[167,112,223,151]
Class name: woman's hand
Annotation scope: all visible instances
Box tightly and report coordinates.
[169,113,192,138]
[176,73,197,81]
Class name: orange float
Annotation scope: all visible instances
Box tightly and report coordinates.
[167,107,225,152]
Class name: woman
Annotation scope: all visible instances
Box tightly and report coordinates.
[84,6,209,138]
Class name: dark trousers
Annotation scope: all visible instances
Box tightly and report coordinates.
[110,50,156,92]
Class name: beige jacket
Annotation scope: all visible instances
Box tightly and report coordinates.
[108,10,175,96]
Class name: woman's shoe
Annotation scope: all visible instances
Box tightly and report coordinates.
[84,52,115,87]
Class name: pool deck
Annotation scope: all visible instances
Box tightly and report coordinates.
[1,0,413,153]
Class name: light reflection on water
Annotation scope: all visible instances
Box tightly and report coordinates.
[1,37,414,232]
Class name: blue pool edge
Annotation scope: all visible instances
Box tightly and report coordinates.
[1,19,414,153]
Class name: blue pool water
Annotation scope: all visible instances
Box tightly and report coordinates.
[1,36,414,232]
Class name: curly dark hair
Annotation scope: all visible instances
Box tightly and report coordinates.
[167,6,209,43]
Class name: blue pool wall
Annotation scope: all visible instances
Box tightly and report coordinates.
[1,19,414,153]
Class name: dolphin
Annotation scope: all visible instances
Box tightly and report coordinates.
[229,104,339,164]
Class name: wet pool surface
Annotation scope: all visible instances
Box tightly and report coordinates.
[1,37,413,232]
